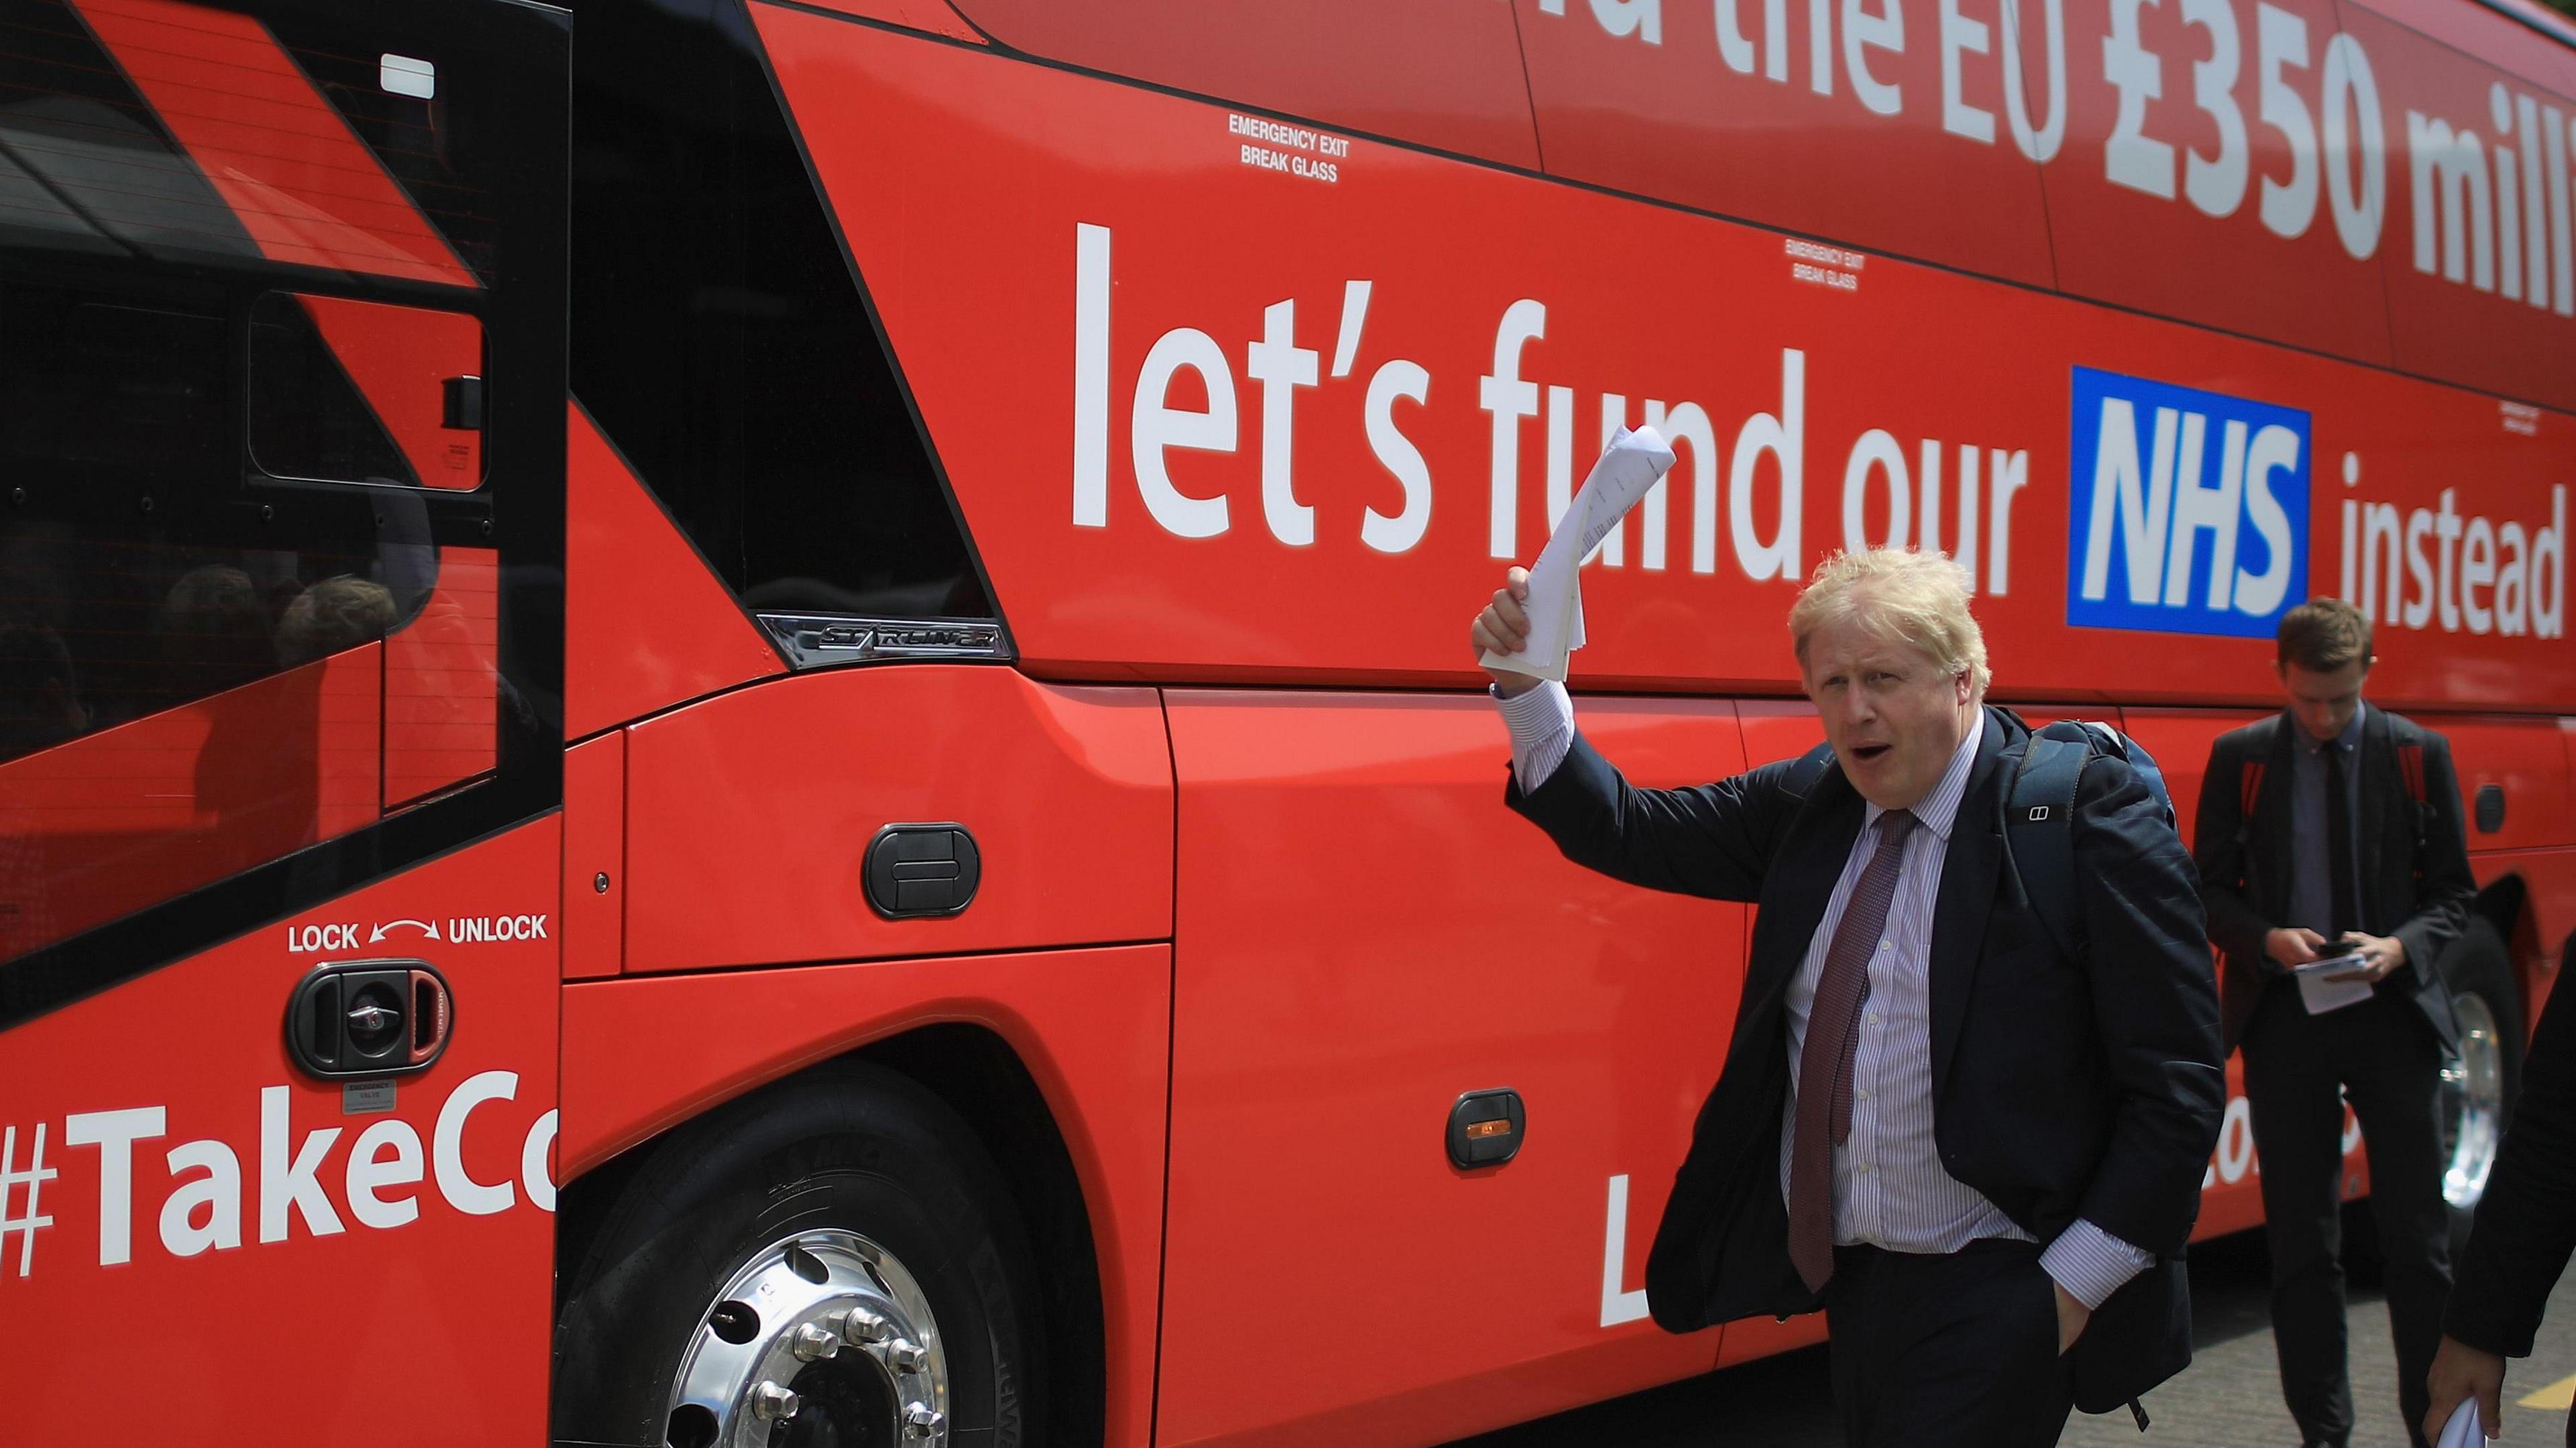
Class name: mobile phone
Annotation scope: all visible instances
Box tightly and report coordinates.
[2291,950,2368,977]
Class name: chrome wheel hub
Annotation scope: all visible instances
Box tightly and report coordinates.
[664,1229,949,1448]
[2439,992,2506,1213]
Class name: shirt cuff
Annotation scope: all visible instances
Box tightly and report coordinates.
[1492,679,1574,793]
[2039,1219,2154,1311]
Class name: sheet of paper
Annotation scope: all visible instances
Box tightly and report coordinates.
[1481,425,1676,682]
[2298,964,2373,1016]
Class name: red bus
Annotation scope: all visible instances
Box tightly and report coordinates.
[1,0,2572,1442]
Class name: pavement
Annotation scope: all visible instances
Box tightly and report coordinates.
[1448,1229,2576,1447]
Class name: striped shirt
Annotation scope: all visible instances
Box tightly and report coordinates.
[1497,681,2150,1308]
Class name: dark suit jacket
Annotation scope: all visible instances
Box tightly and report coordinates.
[2190,708,2475,1055]
[1507,705,2224,1408]
[2447,974,2576,1446]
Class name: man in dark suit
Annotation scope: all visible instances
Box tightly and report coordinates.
[2192,596,2477,1448]
[2424,976,2576,1447]
[1473,548,2223,1446]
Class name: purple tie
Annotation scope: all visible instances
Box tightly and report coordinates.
[1788,809,1919,1294]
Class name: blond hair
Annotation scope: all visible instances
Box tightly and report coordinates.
[1787,549,1992,697]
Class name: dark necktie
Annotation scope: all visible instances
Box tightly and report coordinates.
[1788,809,1919,1294]
[2326,740,2358,941]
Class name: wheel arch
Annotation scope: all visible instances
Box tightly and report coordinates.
[2471,872,2539,1021]
[554,1021,1110,1448]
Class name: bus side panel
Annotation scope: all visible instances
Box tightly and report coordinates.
[763,6,2576,716]
[1513,0,2060,288]
[0,821,561,1445]
[564,402,784,742]
[944,0,1540,168]
[2337,2,2576,412]
[621,667,1171,973]
[1159,691,1743,1448]
[2441,718,2576,854]
[558,944,1171,1448]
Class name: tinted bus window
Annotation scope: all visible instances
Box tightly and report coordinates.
[0,0,564,981]
[570,0,996,627]
[250,292,487,490]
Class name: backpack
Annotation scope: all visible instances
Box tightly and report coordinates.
[1787,716,2176,964]
[2004,720,2176,964]
[2231,714,2431,858]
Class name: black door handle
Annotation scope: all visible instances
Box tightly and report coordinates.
[863,824,981,920]
[284,960,452,1078]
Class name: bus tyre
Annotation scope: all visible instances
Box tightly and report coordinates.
[551,1062,1040,1448]
[2438,916,2524,1258]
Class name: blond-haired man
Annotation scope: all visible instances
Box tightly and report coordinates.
[1474,549,2222,1446]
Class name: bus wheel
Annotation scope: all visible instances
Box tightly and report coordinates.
[551,1062,1040,1448]
[2438,917,2524,1256]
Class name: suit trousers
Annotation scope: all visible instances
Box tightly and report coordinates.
[1823,1239,2074,1448]
[2243,983,2453,1448]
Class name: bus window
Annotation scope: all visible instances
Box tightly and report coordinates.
[570,0,997,642]
[250,291,487,490]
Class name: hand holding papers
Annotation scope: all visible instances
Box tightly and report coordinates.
[1480,427,1676,683]
[2434,1397,2489,1448]
[2296,946,2375,1015]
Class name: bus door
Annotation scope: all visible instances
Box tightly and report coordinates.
[0,0,568,1439]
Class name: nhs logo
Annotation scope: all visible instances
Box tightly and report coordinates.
[2066,368,2308,639]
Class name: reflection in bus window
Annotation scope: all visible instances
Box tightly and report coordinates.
[0,272,492,965]
[250,292,486,490]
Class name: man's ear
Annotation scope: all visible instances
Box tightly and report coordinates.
[1953,670,1973,704]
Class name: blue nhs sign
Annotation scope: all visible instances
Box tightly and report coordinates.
[2065,368,2308,639]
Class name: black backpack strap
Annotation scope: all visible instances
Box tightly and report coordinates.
[1783,739,1839,799]
[2004,723,2092,963]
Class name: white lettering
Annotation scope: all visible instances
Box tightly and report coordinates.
[2255,5,2318,239]
[2180,0,2249,219]
[523,1110,559,1215]
[1843,0,1904,115]
[1646,398,1717,575]
[1600,1175,1650,1327]
[2080,399,2177,604]
[1481,300,1548,559]
[2104,0,2175,198]
[1360,360,1433,555]
[344,1118,425,1231]
[1589,0,1662,43]
[2410,111,2495,290]
[1131,327,1237,539]
[1941,0,1994,142]
[2322,36,2385,259]
[64,1107,164,1266]
[158,1139,241,1258]
[1841,429,1912,550]
[2463,515,2497,634]
[2165,415,2241,608]
[2236,424,2299,616]
[1073,223,1111,527]
[433,1070,518,1217]
[258,1086,344,1243]
[2001,0,2068,161]
[1986,448,2027,595]
[1730,349,1807,583]
[1246,298,1320,547]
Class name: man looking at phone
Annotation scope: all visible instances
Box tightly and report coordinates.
[2193,596,2477,1448]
